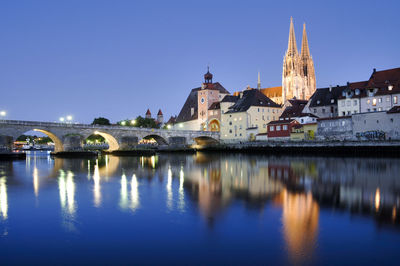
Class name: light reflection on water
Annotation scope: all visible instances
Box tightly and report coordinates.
[0,151,400,264]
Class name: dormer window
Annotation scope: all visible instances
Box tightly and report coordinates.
[355,89,360,95]
[389,85,393,91]
[331,99,334,103]
[317,100,320,104]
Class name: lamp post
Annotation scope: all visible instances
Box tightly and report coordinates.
[131,119,136,126]
[66,115,73,123]
[59,117,65,123]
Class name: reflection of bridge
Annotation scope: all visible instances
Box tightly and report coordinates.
[0,120,219,152]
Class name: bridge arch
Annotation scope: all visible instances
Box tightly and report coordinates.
[141,134,168,145]
[33,129,64,152]
[193,136,219,146]
[92,131,119,152]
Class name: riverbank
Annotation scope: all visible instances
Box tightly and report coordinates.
[197,140,400,157]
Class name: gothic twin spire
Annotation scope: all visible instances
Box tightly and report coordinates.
[287,17,311,59]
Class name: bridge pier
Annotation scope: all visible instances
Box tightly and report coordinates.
[62,135,84,151]
[0,135,13,152]
[119,136,139,150]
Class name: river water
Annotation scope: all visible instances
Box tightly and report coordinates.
[0,151,400,265]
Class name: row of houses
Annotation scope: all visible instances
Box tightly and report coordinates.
[170,67,400,142]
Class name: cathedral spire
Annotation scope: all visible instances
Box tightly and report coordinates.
[257,71,261,90]
[300,23,310,59]
[287,17,298,56]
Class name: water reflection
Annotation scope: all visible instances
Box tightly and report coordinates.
[1,151,400,264]
[58,170,76,231]
[0,177,8,220]
[119,173,140,212]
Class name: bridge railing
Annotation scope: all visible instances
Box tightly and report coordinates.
[0,119,219,136]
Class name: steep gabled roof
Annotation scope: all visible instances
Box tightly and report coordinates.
[280,99,308,119]
[309,86,346,107]
[225,89,280,114]
[208,102,220,110]
[221,95,239,102]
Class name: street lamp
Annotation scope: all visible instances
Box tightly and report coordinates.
[0,111,6,119]
[131,119,136,125]
[121,121,126,126]
[59,117,65,122]
[66,115,73,122]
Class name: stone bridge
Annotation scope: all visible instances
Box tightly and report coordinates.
[0,120,220,152]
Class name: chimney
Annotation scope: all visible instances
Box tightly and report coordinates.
[373,68,376,74]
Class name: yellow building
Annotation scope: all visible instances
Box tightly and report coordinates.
[290,123,317,141]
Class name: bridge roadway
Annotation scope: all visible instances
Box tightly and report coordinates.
[0,120,219,152]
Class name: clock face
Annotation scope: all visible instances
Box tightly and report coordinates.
[200,97,205,104]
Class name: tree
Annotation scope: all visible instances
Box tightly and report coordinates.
[118,116,159,129]
[92,117,111,125]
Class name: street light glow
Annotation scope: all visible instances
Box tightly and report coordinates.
[131,120,136,125]
[59,117,65,122]
[121,121,126,126]
[0,111,6,117]
[66,115,73,121]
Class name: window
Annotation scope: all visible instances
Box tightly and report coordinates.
[387,96,390,102]
[367,99,371,105]
[229,121,232,125]
[346,100,351,106]
[301,119,304,123]
[347,111,351,115]
[342,111,346,116]
[283,125,288,130]
[373,108,377,112]
[313,109,317,113]
[239,125,242,129]
[239,133,242,136]
[270,126,274,131]
[354,100,357,106]
[341,101,345,107]
[378,107,382,111]
[341,121,346,126]
[229,129,232,133]
[276,126,281,131]
[367,108,371,112]
[391,118,394,123]
[378,98,382,103]
[331,99,334,103]
[372,98,377,106]
[394,96,398,104]
[322,109,326,114]
[354,111,357,114]
[272,109,275,113]
[258,108,260,112]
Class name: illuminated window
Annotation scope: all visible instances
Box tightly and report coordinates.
[372,98,377,106]
[394,96,398,104]
[367,99,371,104]
[378,98,382,103]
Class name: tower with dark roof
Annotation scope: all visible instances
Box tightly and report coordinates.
[145,109,151,119]
[157,109,163,124]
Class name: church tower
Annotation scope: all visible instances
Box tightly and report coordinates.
[300,23,316,100]
[282,17,316,102]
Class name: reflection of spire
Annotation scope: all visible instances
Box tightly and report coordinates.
[0,177,8,220]
[93,160,101,207]
[281,189,319,264]
[167,166,173,210]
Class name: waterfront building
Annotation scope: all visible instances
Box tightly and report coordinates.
[221,89,281,141]
[282,17,316,103]
[317,116,353,141]
[303,85,346,118]
[267,119,298,141]
[352,106,400,140]
[338,68,400,116]
[290,123,317,141]
[175,69,230,131]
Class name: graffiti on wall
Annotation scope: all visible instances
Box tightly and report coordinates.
[356,130,386,140]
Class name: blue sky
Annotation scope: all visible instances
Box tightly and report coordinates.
[1,0,399,123]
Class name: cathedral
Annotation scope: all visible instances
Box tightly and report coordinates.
[282,17,316,102]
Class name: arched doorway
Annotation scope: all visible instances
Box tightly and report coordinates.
[208,119,220,132]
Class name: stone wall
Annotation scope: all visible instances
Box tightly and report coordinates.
[317,117,353,141]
